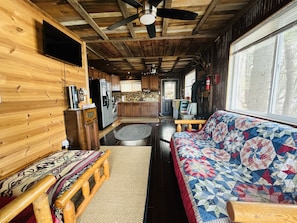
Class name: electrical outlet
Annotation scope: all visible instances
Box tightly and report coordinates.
[62,139,69,149]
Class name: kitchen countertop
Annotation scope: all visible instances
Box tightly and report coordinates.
[118,101,158,103]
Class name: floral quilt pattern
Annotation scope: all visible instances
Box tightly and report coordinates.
[171,110,297,223]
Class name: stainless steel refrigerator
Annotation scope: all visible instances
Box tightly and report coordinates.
[90,79,113,130]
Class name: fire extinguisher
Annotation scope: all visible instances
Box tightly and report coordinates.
[205,76,211,91]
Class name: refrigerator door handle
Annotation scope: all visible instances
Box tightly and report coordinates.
[106,91,110,109]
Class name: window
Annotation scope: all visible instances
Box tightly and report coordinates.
[184,69,196,99]
[164,81,176,99]
[120,80,141,92]
[227,2,297,124]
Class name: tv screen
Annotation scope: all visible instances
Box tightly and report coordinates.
[43,21,82,67]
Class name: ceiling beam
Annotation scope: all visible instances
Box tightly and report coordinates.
[67,0,109,40]
[161,0,172,36]
[141,58,147,70]
[86,34,216,43]
[158,57,162,71]
[117,0,137,38]
[171,57,180,72]
[106,55,194,61]
[61,12,123,26]
[86,45,107,59]
[192,0,219,35]
[124,58,136,70]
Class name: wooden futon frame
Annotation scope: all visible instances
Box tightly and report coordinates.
[0,150,110,223]
[174,119,207,132]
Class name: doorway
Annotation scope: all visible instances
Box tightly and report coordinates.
[161,79,179,116]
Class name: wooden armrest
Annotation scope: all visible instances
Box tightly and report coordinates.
[174,119,207,132]
[55,150,110,220]
[0,175,56,223]
[227,201,297,223]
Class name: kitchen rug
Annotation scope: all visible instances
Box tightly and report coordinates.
[114,124,152,146]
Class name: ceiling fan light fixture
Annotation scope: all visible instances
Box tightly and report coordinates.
[140,13,155,25]
[139,3,157,25]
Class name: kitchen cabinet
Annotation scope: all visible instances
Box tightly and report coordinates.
[104,73,111,82]
[118,102,158,117]
[88,67,99,79]
[148,102,158,116]
[118,102,132,116]
[141,76,159,91]
[141,103,150,116]
[111,74,121,91]
[88,67,111,82]
[124,103,133,116]
[64,108,99,150]
[150,76,159,90]
[141,76,150,89]
[132,103,141,114]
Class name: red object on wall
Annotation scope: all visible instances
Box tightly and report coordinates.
[213,74,220,85]
[205,76,211,91]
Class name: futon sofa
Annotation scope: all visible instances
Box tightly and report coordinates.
[170,110,297,223]
[0,149,110,223]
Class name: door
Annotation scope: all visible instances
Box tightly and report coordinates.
[106,82,113,125]
[161,79,179,116]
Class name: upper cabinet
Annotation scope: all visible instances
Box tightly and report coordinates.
[88,67,111,81]
[141,76,159,91]
[150,76,159,90]
[111,74,121,91]
[141,76,150,89]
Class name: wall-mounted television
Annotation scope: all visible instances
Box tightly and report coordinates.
[43,20,82,67]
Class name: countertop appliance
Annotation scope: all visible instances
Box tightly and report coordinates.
[90,79,113,130]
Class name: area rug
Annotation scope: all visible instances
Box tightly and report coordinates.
[114,124,152,141]
[77,146,151,223]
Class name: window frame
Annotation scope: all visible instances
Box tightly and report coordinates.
[226,1,297,125]
[184,69,196,99]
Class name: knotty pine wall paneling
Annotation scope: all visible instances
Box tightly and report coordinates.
[0,0,88,179]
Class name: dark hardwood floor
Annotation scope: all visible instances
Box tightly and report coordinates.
[99,119,189,223]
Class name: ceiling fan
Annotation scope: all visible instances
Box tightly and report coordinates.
[107,0,198,38]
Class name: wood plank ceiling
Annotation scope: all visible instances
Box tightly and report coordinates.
[30,0,254,79]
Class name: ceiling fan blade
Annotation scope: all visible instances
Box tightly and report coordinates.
[157,8,198,20]
[122,0,142,8]
[146,23,156,38]
[107,14,139,30]
[148,0,162,7]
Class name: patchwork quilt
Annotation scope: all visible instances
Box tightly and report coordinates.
[0,150,105,223]
[170,110,297,223]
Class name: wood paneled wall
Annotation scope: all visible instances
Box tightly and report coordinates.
[211,0,292,112]
[0,0,88,179]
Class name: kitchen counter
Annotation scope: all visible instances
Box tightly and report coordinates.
[118,101,158,103]
[117,101,159,117]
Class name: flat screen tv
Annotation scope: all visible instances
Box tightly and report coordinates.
[43,21,82,67]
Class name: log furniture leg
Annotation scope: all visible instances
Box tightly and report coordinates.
[0,175,56,223]
[55,150,110,223]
